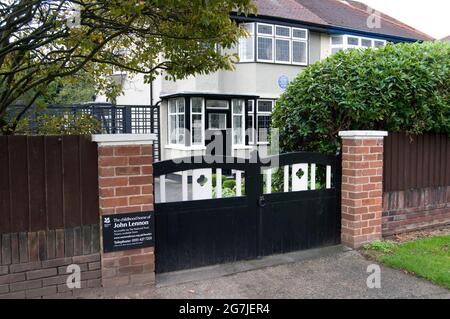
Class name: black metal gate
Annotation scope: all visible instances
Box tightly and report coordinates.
[154,151,341,273]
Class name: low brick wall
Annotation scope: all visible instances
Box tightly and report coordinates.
[382,186,450,236]
[0,225,101,299]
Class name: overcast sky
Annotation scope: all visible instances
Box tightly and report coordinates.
[358,0,450,39]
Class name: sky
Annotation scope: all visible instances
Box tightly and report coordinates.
[358,0,450,39]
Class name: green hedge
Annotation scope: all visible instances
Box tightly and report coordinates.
[272,41,450,154]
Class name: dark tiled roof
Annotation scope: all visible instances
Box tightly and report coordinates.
[252,0,434,41]
[254,0,326,25]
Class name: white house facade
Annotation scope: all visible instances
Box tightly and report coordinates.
[97,0,432,161]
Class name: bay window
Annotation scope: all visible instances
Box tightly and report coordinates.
[238,22,308,65]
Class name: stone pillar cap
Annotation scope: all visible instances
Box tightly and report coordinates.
[92,134,157,146]
[339,131,388,139]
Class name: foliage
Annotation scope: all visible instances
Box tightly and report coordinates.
[363,240,398,254]
[212,174,245,198]
[272,41,450,154]
[0,0,255,134]
[41,73,97,105]
[16,112,102,135]
[365,236,450,289]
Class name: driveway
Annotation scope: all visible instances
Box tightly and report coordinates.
[83,246,450,299]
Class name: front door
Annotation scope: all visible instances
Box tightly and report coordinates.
[205,100,232,156]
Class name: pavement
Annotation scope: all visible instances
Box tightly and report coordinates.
[81,246,450,299]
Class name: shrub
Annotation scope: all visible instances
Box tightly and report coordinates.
[272,41,450,154]
[16,112,103,135]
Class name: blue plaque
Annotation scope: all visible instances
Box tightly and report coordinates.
[278,75,289,90]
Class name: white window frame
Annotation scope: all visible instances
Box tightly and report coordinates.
[231,99,246,146]
[247,100,255,145]
[257,23,275,62]
[190,97,205,146]
[256,99,274,145]
[238,23,255,62]
[275,38,291,64]
[208,113,227,130]
[239,23,309,66]
[167,98,185,146]
[206,99,229,110]
[330,35,387,53]
[292,27,308,66]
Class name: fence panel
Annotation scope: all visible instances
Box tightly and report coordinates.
[384,132,450,192]
[0,135,99,233]
[8,103,160,161]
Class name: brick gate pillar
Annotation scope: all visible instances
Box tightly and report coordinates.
[92,134,156,288]
[339,131,388,248]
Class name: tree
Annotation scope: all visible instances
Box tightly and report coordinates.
[272,41,450,154]
[0,0,255,134]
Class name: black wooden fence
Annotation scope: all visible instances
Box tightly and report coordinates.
[384,132,450,192]
[0,135,99,233]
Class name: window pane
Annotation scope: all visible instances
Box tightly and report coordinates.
[239,36,254,61]
[177,114,185,144]
[276,39,290,62]
[241,23,254,34]
[361,39,372,47]
[258,115,271,143]
[247,100,254,112]
[292,41,307,64]
[374,40,385,48]
[275,26,290,37]
[347,37,359,46]
[257,37,273,61]
[257,100,273,113]
[208,113,227,129]
[331,36,343,45]
[232,99,244,114]
[331,47,343,54]
[257,24,273,35]
[233,115,243,145]
[177,98,185,113]
[192,114,202,145]
[292,28,307,39]
[206,100,229,109]
[169,115,177,144]
[246,115,254,144]
[169,99,176,113]
[191,97,203,113]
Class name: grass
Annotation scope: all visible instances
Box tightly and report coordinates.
[363,235,450,289]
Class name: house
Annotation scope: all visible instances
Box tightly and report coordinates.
[98,0,433,161]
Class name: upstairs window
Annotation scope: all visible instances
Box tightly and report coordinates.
[238,22,308,65]
[331,35,387,53]
[238,23,255,62]
[257,23,274,62]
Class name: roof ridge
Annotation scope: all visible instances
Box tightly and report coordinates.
[338,0,434,40]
